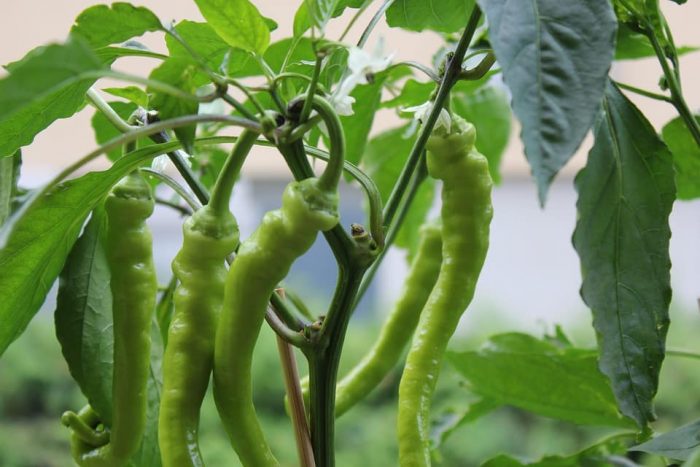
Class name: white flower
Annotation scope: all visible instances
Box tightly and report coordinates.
[151,154,170,171]
[401,101,452,133]
[329,38,394,116]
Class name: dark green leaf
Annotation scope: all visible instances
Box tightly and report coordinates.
[478,0,617,204]
[662,115,700,200]
[103,86,149,107]
[431,398,500,451]
[573,81,675,428]
[0,142,174,356]
[70,2,162,48]
[630,418,700,461]
[386,0,476,33]
[148,58,199,154]
[55,207,113,424]
[451,85,511,184]
[194,0,270,54]
[0,38,105,157]
[447,333,635,428]
[363,126,436,256]
[91,101,138,161]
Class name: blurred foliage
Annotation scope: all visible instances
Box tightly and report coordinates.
[1,303,699,466]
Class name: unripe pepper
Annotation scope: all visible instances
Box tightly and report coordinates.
[397,116,493,466]
[63,172,158,467]
[158,130,258,467]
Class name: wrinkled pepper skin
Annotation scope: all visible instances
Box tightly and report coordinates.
[65,172,157,467]
[397,116,493,467]
[213,178,339,467]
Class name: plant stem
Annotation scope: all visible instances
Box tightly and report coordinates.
[140,168,201,211]
[667,349,700,360]
[354,151,428,306]
[300,54,323,123]
[646,28,700,148]
[383,6,482,228]
[86,88,136,132]
[357,0,396,48]
[208,130,259,216]
[615,81,673,103]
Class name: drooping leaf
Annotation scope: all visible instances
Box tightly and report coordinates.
[0,38,105,157]
[0,142,176,356]
[148,58,199,154]
[194,0,270,54]
[294,0,368,36]
[103,86,149,108]
[55,206,114,424]
[480,433,632,466]
[447,333,635,428]
[662,115,700,200]
[477,0,617,204]
[452,85,511,184]
[70,2,162,49]
[386,0,476,33]
[630,418,700,461]
[363,126,436,257]
[91,101,138,161]
[304,0,341,33]
[573,81,675,428]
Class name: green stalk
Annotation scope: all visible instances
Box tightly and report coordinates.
[208,130,259,216]
[382,6,483,228]
[646,27,700,148]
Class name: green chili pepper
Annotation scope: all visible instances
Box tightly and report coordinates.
[62,172,158,466]
[295,221,442,417]
[158,130,259,467]
[397,116,493,466]
[213,96,343,467]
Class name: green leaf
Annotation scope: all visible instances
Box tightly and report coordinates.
[70,2,162,48]
[194,0,270,54]
[103,86,149,108]
[148,58,199,154]
[294,0,367,36]
[662,115,700,200]
[684,448,700,467]
[386,0,476,33]
[430,398,500,452]
[630,418,700,461]
[128,320,163,467]
[0,142,174,356]
[447,333,635,428]
[615,23,698,60]
[480,433,631,466]
[305,0,341,33]
[363,126,436,256]
[0,38,105,157]
[55,207,114,424]
[573,81,675,428]
[91,101,138,161]
[94,42,168,63]
[477,0,617,204]
[165,20,240,77]
[341,79,385,167]
[381,79,434,109]
[451,85,511,184]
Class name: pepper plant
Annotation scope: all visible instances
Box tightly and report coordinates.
[0,0,699,466]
